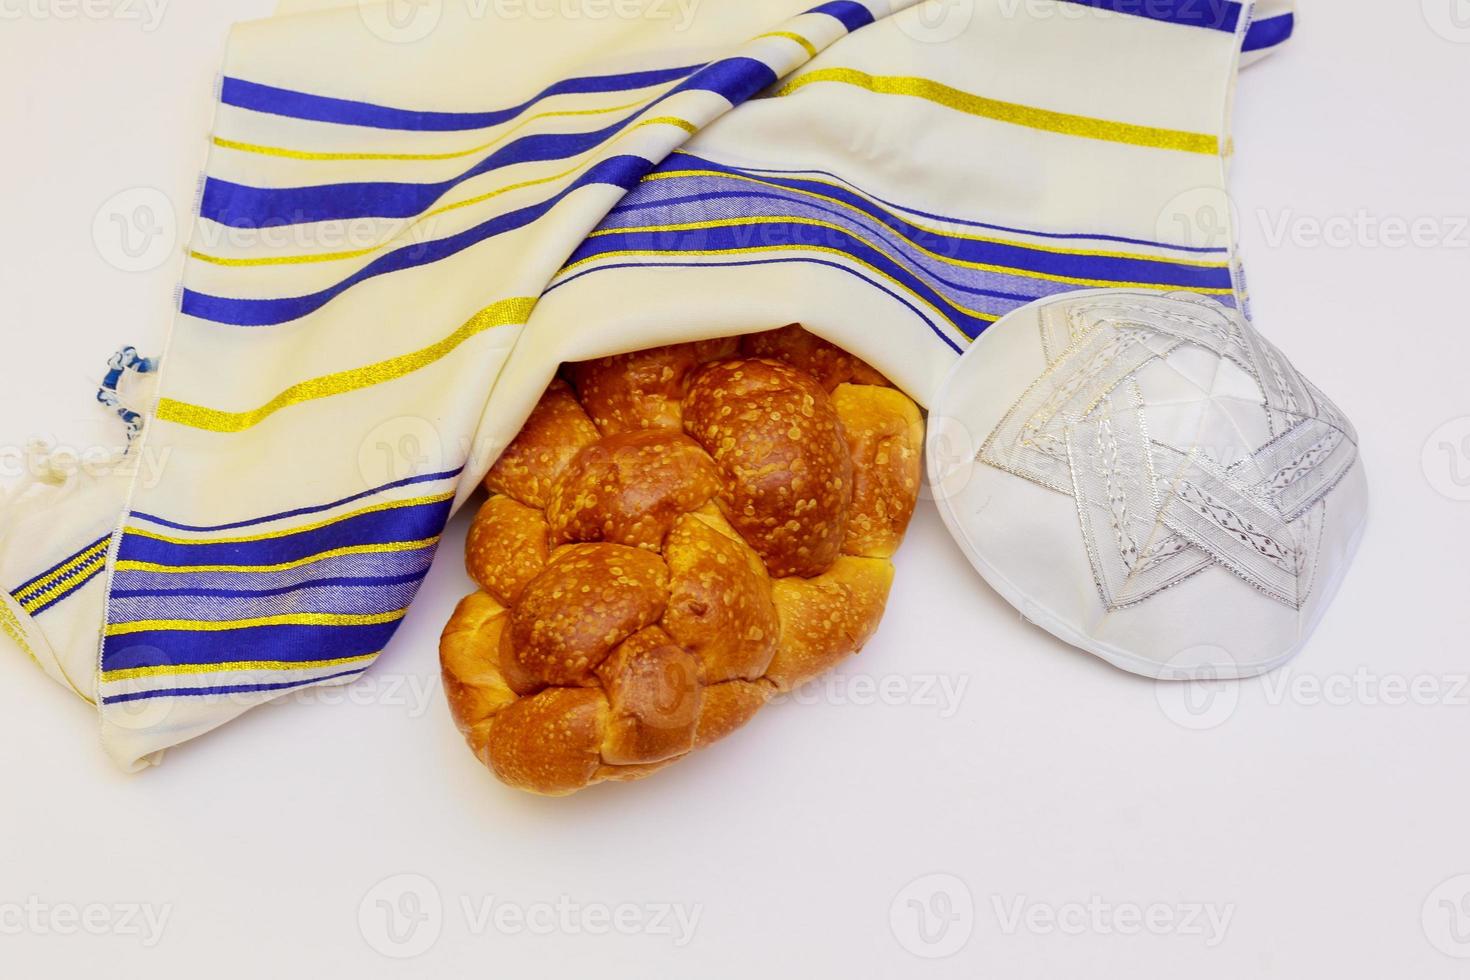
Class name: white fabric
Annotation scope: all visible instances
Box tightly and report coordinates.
[927,290,1366,679]
[1,0,1292,768]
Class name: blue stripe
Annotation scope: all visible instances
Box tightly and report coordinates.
[186,153,653,326]
[117,498,451,568]
[219,64,705,131]
[546,255,962,352]
[110,571,428,603]
[571,213,1228,334]
[204,111,645,227]
[27,560,106,617]
[101,667,370,705]
[131,465,462,533]
[1059,0,1242,32]
[613,164,1233,290]
[607,187,1069,303]
[202,57,778,229]
[805,0,876,31]
[568,221,998,336]
[103,620,405,672]
[111,547,437,598]
[1242,12,1294,51]
[667,152,1228,254]
[12,534,109,598]
[110,577,427,625]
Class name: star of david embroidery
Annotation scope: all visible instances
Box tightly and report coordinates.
[979,298,1358,611]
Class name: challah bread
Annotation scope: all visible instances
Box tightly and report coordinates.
[440,326,924,795]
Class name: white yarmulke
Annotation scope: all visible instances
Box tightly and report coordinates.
[928,290,1368,679]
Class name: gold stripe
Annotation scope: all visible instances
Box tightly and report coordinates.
[212,100,648,162]
[13,540,110,602]
[106,609,406,638]
[593,215,1233,294]
[102,653,379,682]
[113,537,439,576]
[0,601,38,667]
[190,245,380,268]
[649,160,1229,269]
[19,556,107,613]
[191,116,699,268]
[776,68,1220,155]
[637,116,698,136]
[158,297,534,433]
[560,243,991,334]
[754,31,818,58]
[124,491,454,547]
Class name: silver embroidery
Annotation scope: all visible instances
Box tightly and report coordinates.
[980,295,1357,612]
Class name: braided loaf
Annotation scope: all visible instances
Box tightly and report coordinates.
[440,326,924,795]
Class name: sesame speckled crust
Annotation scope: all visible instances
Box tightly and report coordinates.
[441,327,924,795]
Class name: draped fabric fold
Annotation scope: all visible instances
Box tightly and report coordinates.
[1,0,1277,769]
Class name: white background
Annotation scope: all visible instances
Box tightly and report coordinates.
[2,2,1469,977]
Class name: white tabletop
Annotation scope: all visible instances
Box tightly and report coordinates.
[2,5,1468,977]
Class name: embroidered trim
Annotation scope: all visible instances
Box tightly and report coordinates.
[981,295,1357,611]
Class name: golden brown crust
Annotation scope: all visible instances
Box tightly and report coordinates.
[741,324,891,391]
[693,679,772,749]
[595,625,702,765]
[764,556,896,691]
[683,358,853,578]
[465,495,550,605]
[484,687,608,796]
[505,543,669,691]
[546,431,721,550]
[564,339,738,435]
[831,385,924,559]
[484,379,600,508]
[662,510,778,684]
[440,592,518,753]
[441,326,923,795]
